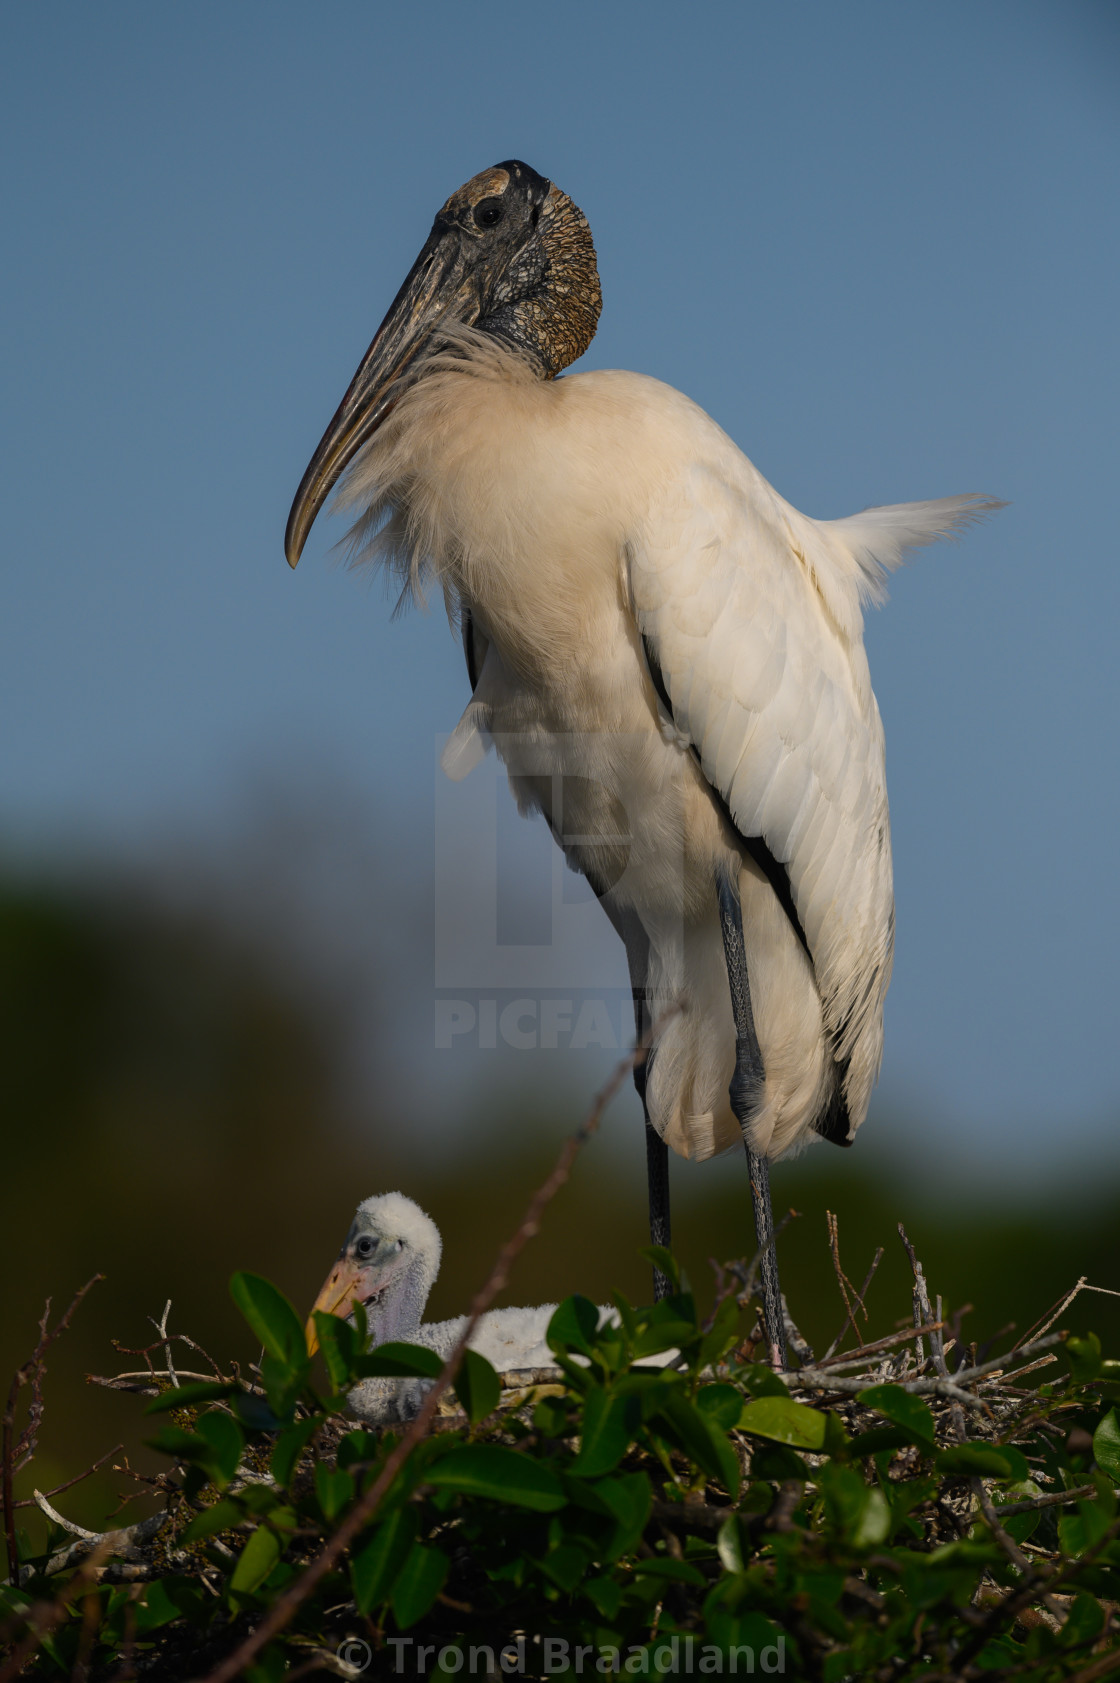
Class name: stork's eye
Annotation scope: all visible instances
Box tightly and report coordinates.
[354,1236,377,1259]
[474,197,504,229]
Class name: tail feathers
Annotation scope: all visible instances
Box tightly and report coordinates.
[825,493,1006,605]
[640,860,850,1163]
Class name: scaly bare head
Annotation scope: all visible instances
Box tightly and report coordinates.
[285,160,601,567]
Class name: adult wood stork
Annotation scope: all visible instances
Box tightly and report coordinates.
[285,161,1000,1365]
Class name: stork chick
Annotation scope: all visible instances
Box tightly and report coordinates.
[306,1191,595,1423]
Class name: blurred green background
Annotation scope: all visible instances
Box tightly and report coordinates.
[3,826,1116,1556]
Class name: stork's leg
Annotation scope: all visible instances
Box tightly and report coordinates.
[618,911,673,1301]
[717,872,787,1368]
[634,1044,672,1299]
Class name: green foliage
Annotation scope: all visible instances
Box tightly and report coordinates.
[3,1264,1119,1681]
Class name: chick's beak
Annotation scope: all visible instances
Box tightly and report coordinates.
[305,1259,373,1357]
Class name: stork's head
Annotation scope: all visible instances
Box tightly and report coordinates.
[305,1191,441,1355]
[285,160,601,567]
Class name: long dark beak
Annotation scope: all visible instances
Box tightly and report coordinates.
[285,221,481,568]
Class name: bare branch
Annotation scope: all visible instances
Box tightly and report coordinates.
[993,1483,1100,1517]
[2,1275,104,1584]
[12,1445,123,1511]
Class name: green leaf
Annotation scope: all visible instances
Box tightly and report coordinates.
[351,1506,419,1613]
[269,1417,319,1489]
[819,1462,890,1545]
[1060,1592,1105,1647]
[179,1498,243,1545]
[453,1349,501,1424]
[547,1294,602,1357]
[857,1384,936,1447]
[311,1310,358,1391]
[147,1423,206,1461]
[426,1444,566,1510]
[737,1363,790,1398]
[740,1396,828,1450]
[937,1445,1014,1479]
[354,1341,443,1379]
[145,1380,237,1414]
[584,1574,622,1619]
[991,1444,1030,1483]
[230,1271,308,1367]
[848,1426,918,1459]
[591,1470,651,1558]
[717,1514,751,1572]
[1059,1493,1114,1558]
[231,1390,286,1432]
[392,1543,448,1629]
[315,1463,354,1522]
[697,1383,743,1432]
[1093,1408,1120,1480]
[634,1555,708,1585]
[1064,1333,1103,1385]
[569,1385,636,1478]
[195,1410,244,1486]
[258,1352,311,1421]
[632,1294,698,1359]
[750,1443,809,1481]
[639,1246,682,1292]
[533,1395,571,1438]
[655,1389,740,1495]
[135,1576,193,1632]
[229,1525,282,1596]
[541,1542,590,1591]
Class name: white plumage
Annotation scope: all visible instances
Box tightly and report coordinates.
[309,1191,588,1423]
[339,330,998,1161]
[286,161,1001,1351]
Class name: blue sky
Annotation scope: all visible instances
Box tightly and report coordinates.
[2,3,1118,1169]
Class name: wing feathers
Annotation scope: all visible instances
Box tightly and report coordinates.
[627,467,999,1144]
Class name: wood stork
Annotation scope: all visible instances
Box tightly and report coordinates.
[285,161,1000,1365]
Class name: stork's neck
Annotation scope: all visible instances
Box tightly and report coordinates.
[477,186,601,379]
[366,1250,437,1348]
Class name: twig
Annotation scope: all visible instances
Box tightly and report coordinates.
[723,1209,800,1320]
[35,1510,170,1580]
[12,1445,123,1510]
[951,1333,1062,1386]
[32,1491,103,1541]
[781,1295,815,1367]
[2,1276,103,1583]
[1016,1277,1089,1352]
[951,1512,1120,1674]
[152,1301,178,1389]
[791,1369,990,1412]
[820,1245,885,1363]
[193,1010,678,1683]
[993,1483,1099,1517]
[813,1320,945,1372]
[898,1224,936,1371]
[971,1477,1066,1621]
[823,1211,862,1354]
